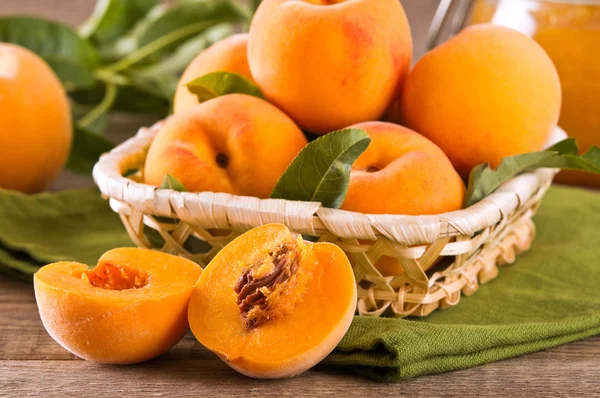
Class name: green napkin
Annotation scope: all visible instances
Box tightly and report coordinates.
[325,185,600,381]
[0,188,133,278]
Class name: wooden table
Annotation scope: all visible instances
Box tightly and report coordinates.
[1,1,599,396]
[2,275,599,397]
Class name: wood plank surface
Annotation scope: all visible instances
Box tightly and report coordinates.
[1,273,599,397]
[1,1,599,396]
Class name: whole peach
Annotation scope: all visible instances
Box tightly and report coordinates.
[0,43,72,193]
[341,121,465,215]
[248,0,412,134]
[145,94,307,198]
[400,24,562,178]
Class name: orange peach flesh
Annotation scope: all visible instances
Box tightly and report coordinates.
[188,224,357,378]
[34,248,202,364]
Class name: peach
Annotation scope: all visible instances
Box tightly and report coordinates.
[341,122,465,215]
[34,248,202,364]
[188,224,357,378]
[144,94,307,198]
[0,43,72,193]
[173,34,253,114]
[400,24,562,178]
[248,0,412,134]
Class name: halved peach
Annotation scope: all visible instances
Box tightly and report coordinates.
[34,248,202,364]
[188,224,357,378]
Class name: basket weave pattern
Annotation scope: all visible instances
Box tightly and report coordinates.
[93,121,558,318]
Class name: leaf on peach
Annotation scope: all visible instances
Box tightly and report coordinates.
[466,139,600,206]
[271,128,371,209]
[160,174,186,192]
[186,71,263,103]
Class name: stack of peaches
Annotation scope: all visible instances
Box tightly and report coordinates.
[144,0,561,217]
[34,0,563,380]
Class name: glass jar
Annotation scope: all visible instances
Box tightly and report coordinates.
[468,0,600,187]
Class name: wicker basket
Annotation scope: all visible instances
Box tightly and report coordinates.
[93,121,563,318]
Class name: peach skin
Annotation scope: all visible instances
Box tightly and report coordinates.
[174,33,253,114]
[341,121,465,215]
[400,24,562,178]
[145,94,307,198]
[248,0,412,134]
[34,248,202,364]
[0,43,72,193]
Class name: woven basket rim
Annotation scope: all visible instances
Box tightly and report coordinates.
[92,120,563,244]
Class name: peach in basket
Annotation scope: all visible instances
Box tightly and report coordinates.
[144,94,307,199]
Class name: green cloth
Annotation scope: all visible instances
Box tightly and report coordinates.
[325,185,600,381]
[1,186,598,381]
[0,188,133,278]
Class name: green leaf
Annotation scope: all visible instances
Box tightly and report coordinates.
[136,0,246,51]
[186,71,263,103]
[69,83,106,105]
[86,112,110,135]
[249,0,262,12]
[466,139,600,206]
[0,17,99,65]
[232,0,260,23]
[0,188,132,277]
[106,0,247,70]
[539,141,600,170]
[271,128,371,209]
[72,81,118,137]
[134,23,234,77]
[45,59,96,91]
[79,0,157,46]
[0,17,99,90]
[113,85,170,115]
[126,24,236,102]
[128,73,179,101]
[66,126,114,174]
[71,103,109,136]
[160,174,187,192]
[545,138,579,155]
[71,82,170,115]
[99,3,170,61]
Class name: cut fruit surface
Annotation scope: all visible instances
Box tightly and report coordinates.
[34,248,202,364]
[188,224,357,378]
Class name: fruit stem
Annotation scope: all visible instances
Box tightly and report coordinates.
[101,19,233,75]
[94,69,131,86]
[77,82,117,129]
